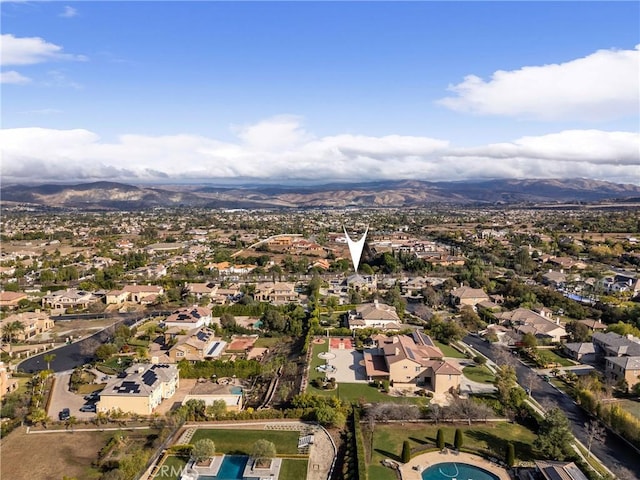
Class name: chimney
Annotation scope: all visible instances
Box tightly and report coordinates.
[556,318,560,325]
[138,366,144,374]
[395,347,400,356]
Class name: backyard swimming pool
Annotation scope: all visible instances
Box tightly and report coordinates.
[198,455,248,480]
[421,462,499,480]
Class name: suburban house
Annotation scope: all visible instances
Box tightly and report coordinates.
[450,286,489,308]
[601,274,640,295]
[42,289,97,311]
[348,300,402,331]
[0,291,28,309]
[605,356,640,389]
[166,326,226,362]
[497,308,567,343]
[577,319,607,333]
[362,331,462,394]
[182,381,244,412]
[97,363,179,415]
[253,282,298,305]
[534,461,588,480]
[0,311,54,341]
[592,332,640,358]
[542,270,567,289]
[0,362,18,399]
[162,306,212,330]
[563,342,597,363]
[185,282,218,300]
[106,284,164,305]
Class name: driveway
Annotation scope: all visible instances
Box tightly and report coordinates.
[327,348,367,383]
[47,371,97,422]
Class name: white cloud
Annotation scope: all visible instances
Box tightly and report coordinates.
[438,45,640,121]
[59,6,78,18]
[0,70,31,84]
[0,117,638,184]
[0,33,87,66]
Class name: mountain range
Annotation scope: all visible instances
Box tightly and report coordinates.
[2,178,639,210]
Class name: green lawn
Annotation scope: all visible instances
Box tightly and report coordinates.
[190,429,300,455]
[254,337,283,348]
[462,365,495,384]
[309,341,330,383]
[307,382,426,405]
[435,341,467,359]
[368,464,398,480]
[536,349,575,367]
[369,422,537,466]
[280,458,308,480]
[154,455,187,480]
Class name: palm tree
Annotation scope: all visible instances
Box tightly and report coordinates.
[2,320,25,344]
[43,353,56,371]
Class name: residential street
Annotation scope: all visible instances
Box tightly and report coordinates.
[464,335,640,477]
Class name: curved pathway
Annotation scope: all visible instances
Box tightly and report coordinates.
[400,450,510,480]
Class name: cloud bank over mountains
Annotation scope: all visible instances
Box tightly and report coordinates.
[2,118,638,184]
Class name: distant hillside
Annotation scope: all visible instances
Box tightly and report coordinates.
[2,178,639,210]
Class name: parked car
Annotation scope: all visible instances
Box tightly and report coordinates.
[84,392,100,401]
[58,408,70,421]
[79,404,96,413]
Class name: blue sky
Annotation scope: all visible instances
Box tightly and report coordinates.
[1,1,639,184]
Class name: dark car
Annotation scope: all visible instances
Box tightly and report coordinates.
[79,404,96,413]
[84,392,100,401]
[58,408,70,421]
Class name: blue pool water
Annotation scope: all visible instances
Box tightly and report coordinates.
[421,462,500,480]
[230,386,243,395]
[199,455,248,480]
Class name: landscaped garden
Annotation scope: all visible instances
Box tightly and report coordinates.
[155,429,308,480]
[365,422,537,477]
[536,349,575,367]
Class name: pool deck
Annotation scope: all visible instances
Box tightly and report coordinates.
[399,450,511,480]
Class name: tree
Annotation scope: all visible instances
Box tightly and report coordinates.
[584,419,606,457]
[521,332,537,350]
[494,365,519,407]
[505,442,515,467]
[401,440,411,463]
[454,428,464,449]
[2,320,25,345]
[220,313,236,330]
[315,405,346,428]
[436,428,445,449]
[252,439,277,464]
[534,408,573,460]
[43,353,56,371]
[459,305,483,331]
[191,439,216,463]
[95,343,118,361]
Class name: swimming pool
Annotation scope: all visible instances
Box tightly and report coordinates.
[198,455,248,480]
[421,462,500,480]
[230,386,243,395]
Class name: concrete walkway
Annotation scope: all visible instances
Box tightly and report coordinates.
[400,450,511,480]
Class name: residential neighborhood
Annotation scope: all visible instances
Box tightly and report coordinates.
[1,205,639,480]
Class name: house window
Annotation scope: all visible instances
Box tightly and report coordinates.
[176,351,184,357]
[415,366,421,372]
[403,366,408,369]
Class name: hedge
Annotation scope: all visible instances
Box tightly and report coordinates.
[353,409,368,480]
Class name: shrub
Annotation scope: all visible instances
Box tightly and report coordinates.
[401,440,411,463]
[436,428,445,449]
[506,443,515,467]
[454,428,464,449]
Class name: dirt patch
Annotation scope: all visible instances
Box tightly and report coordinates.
[1,428,110,480]
[227,336,258,352]
[312,338,325,344]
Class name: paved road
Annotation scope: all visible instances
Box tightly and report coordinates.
[18,313,146,373]
[464,335,640,477]
[47,371,97,422]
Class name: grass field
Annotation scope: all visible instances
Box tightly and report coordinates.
[435,341,467,359]
[280,458,308,480]
[154,455,188,480]
[462,365,495,384]
[537,349,575,367]
[190,429,300,455]
[309,381,426,404]
[614,399,640,420]
[0,428,111,480]
[254,337,283,348]
[368,422,537,468]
